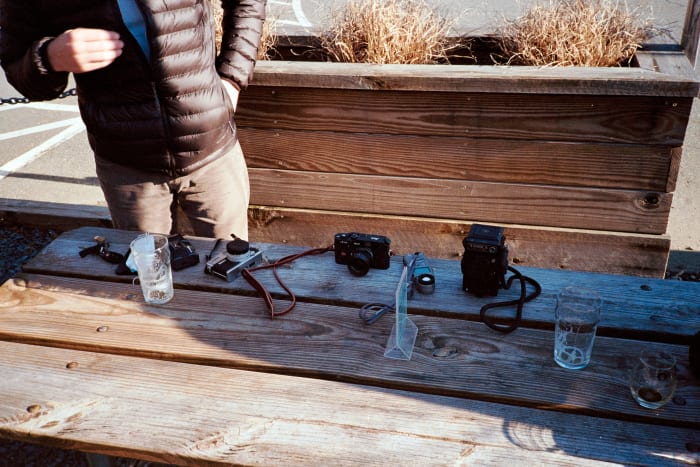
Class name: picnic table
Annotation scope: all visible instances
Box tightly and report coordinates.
[0,226,698,465]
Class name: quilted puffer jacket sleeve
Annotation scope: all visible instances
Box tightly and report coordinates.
[216,0,266,90]
[0,0,70,101]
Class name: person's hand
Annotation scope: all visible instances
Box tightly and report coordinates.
[47,28,124,73]
[221,78,239,111]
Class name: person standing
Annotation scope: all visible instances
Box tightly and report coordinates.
[0,0,266,239]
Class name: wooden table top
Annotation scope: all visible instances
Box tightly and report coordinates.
[0,226,698,465]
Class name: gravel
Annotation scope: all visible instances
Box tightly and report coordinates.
[0,223,58,285]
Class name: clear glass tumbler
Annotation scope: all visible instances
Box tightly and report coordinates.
[130,233,174,305]
[554,286,602,369]
[629,350,677,409]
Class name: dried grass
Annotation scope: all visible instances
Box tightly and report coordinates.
[320,0,465,64]
[495,0,659,66]
[211,1,276,60]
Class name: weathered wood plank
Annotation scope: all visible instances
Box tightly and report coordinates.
[237,87,693,145]
[20,228,700,341]
[0,198,671,277]
[250,59,700,97]
[635,49,700,84]
[239,127,677,191]
[247,168,671,234]
[246,207,671,277]
[0,199,112,230]
[682,0,700,68]
[2,342,697,465]
[0,275,698,428]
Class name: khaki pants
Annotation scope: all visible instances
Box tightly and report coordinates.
[95,142,250,239]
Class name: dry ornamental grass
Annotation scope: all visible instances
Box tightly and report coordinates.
[320,0,463,64]
[495,0,658,66]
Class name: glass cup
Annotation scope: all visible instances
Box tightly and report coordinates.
[628,350,677,409]
[553,286,602,369]
[129,233,174,304]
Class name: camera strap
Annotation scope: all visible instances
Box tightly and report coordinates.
[479,266,541,333]
[241,246,334,319]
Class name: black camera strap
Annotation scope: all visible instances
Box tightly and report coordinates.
[241,246,334,319]
[479,266,541,333]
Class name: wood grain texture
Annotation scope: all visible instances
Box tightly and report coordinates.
[2,342,697,466]
[682,0,700,67]
[247,168,672,234]
[239,127,676,191]
[249,58,700,97]
[20,228,700,341]
[0,275,698,429]
[245,207,672,277]
[237,87,693,145]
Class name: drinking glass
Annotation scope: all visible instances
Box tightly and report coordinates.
[130,233,174,304]
[553,286,602,369]
[629,350,677,409]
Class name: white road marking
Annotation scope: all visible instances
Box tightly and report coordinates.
[0,121,85,181]
[0,102,79,113]
[0,117,83,141]
[268,0,313,28]
[291,0,312,27]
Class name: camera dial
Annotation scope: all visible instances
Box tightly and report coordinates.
[227,238,251,260]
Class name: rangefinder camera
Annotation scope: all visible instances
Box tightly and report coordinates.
[334,232,391,277]
[205,237,262,282]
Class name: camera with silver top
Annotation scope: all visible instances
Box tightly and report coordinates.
[205,236,262,281]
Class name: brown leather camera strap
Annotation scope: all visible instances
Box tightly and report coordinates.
[241,246,334,319]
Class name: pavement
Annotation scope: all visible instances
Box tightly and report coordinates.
[0,0,698,273]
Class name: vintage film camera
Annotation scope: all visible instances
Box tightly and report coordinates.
[334,232,391,277]
[168,234,200,271]
[205,236,263,281]
[461,224,508,297]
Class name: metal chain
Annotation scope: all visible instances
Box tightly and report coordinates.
[0,87,77,105]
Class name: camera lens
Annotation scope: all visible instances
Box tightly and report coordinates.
[348,248,372,276]
[415,273,435,294]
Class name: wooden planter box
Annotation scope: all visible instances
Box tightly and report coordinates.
[237,37,699,278]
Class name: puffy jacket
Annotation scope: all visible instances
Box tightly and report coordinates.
[0,0,266,176]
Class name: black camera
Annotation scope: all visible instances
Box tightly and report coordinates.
[205,237,263,281]
[168,234,200,271]
[461,224,508,297]
[334,232,391,276]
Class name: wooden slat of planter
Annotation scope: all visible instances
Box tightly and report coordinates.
[682,0,700,67]
[636,49,699,83]
[1,276,697,428]
[239,127,676,191]
[251,59,700,97]
[248,169,671,234]
[237,87,693,145]
[3,342,698,466]
[247,207,670,277]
